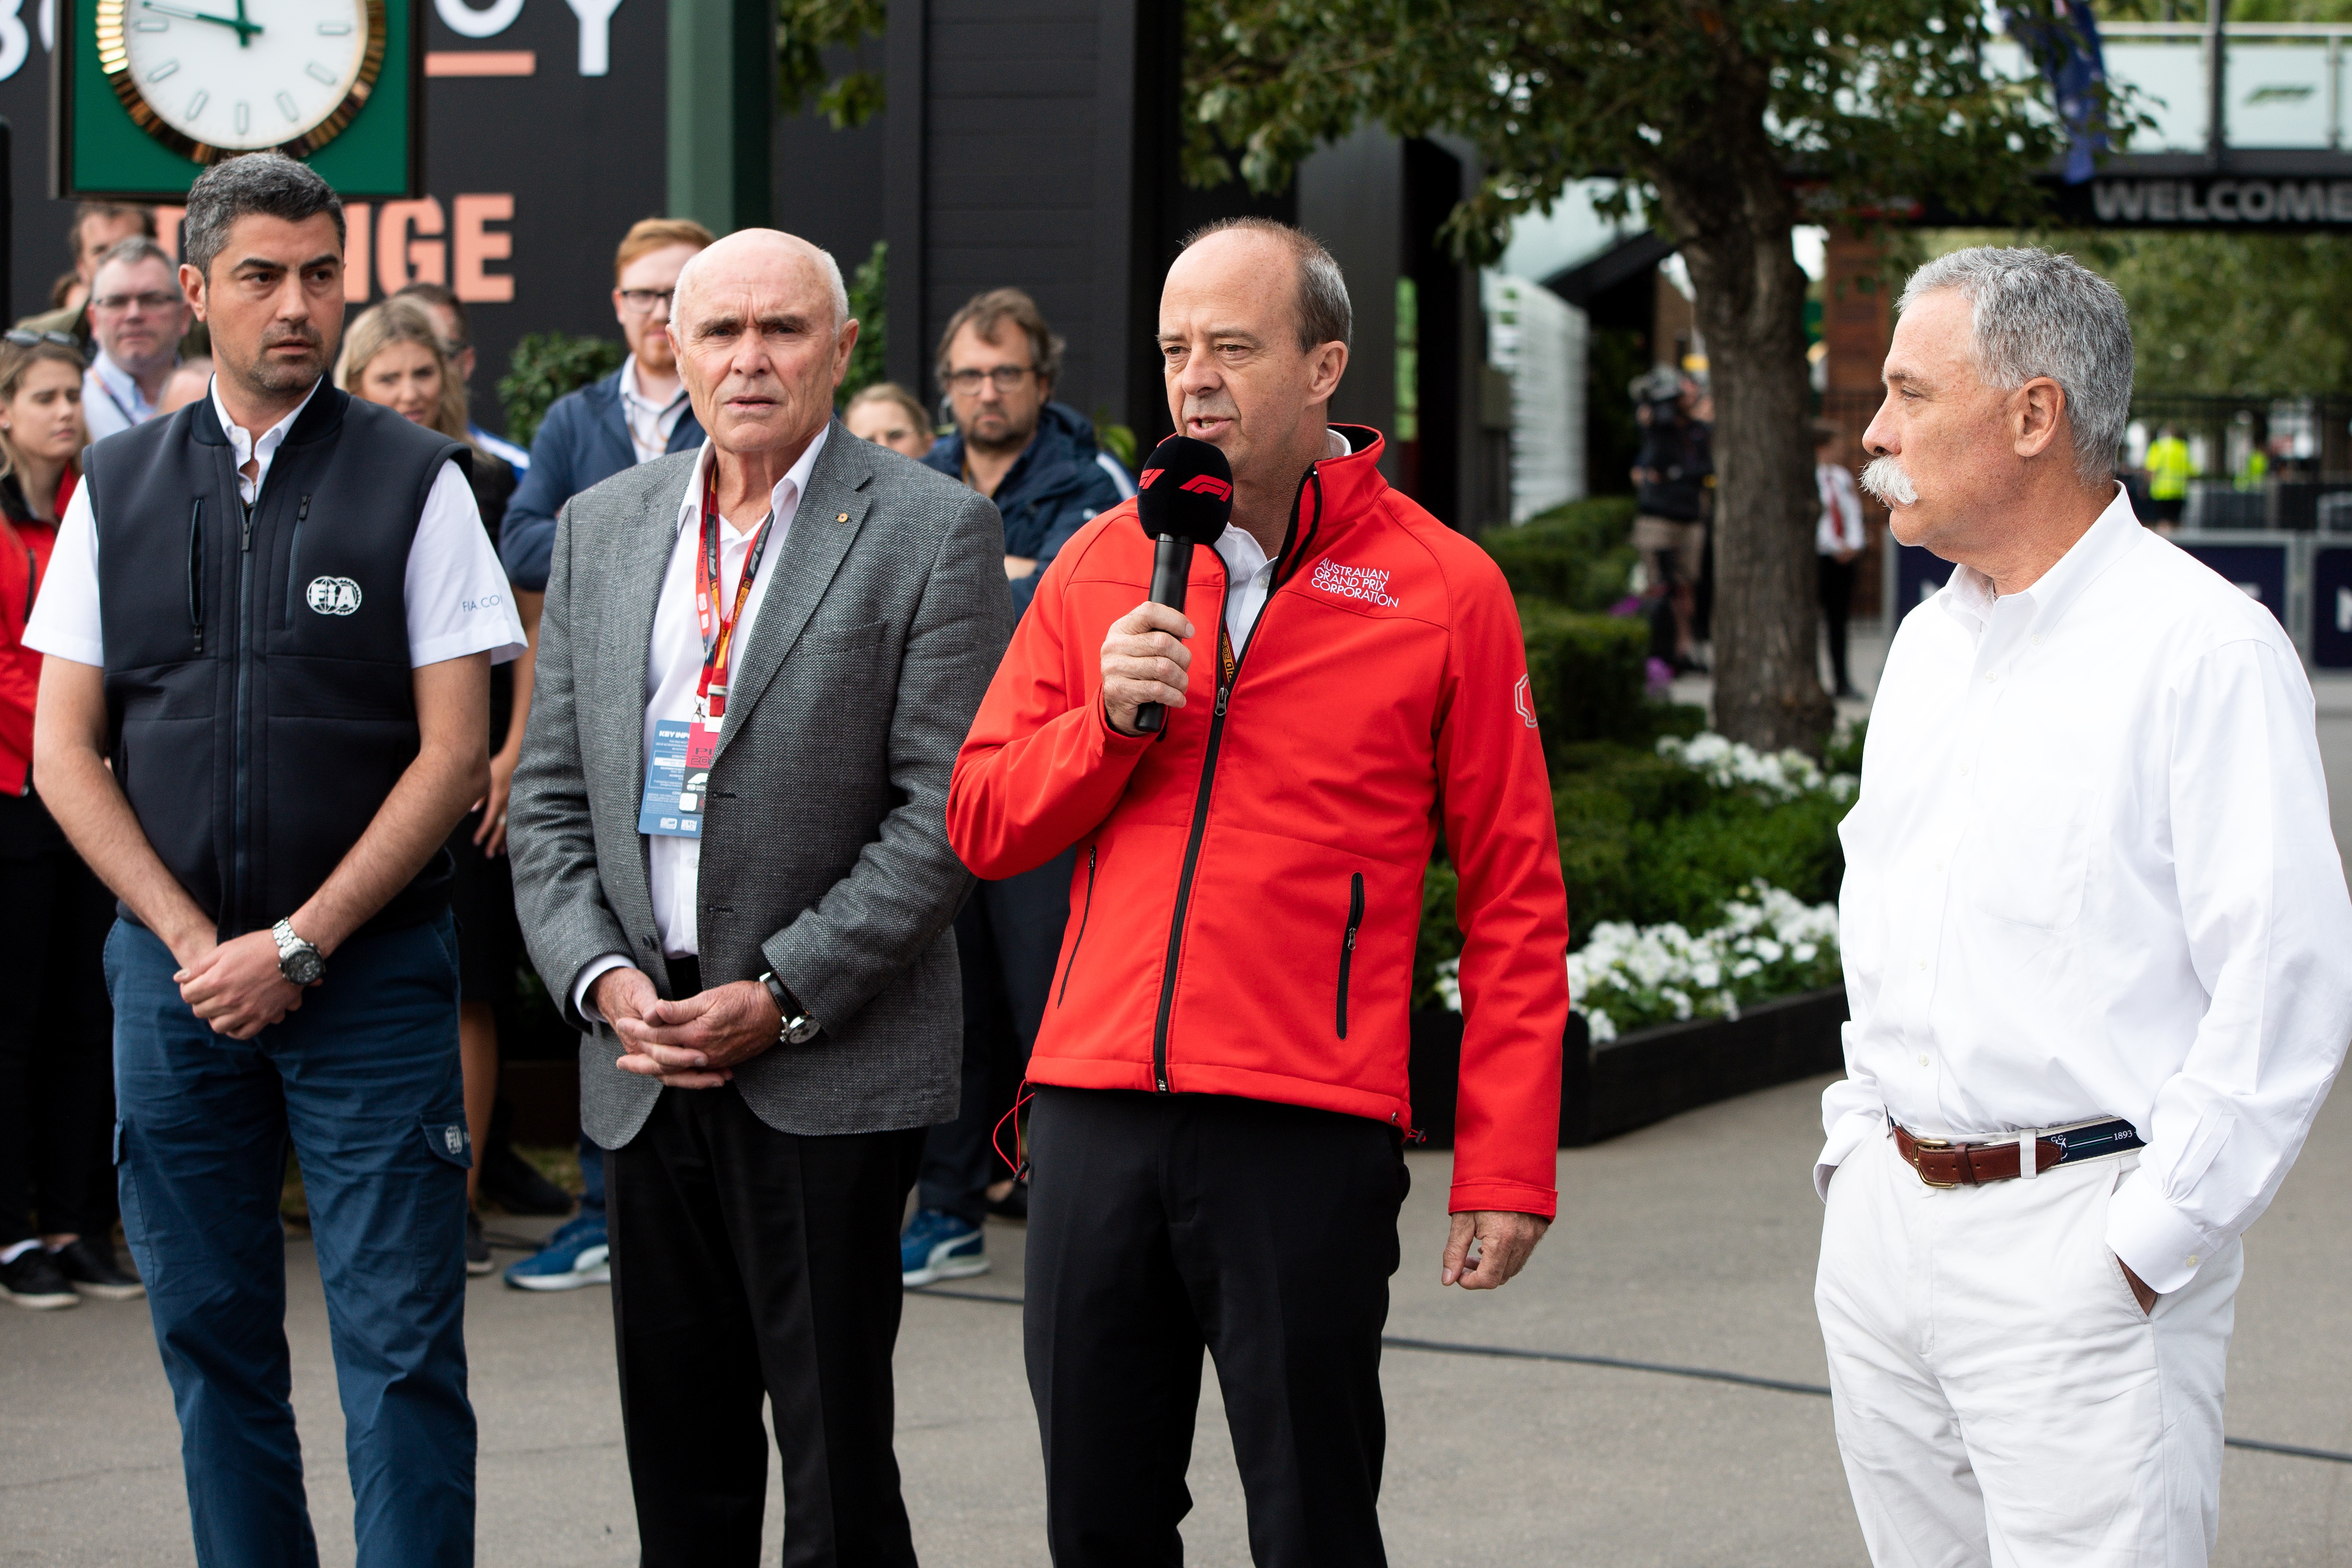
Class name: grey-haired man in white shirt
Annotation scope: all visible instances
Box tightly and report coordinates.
[1818,245,2352,1568]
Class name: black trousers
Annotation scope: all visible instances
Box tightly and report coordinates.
[0,835,118,1243]
[607,1072,927,1568]
[920,848,1073,1223]
[1817,553,1857,693]
[1024,1087,1408,1568]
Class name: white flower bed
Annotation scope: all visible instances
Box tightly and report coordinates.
[1655,731,1857,802]
[1436,880,1841,1043]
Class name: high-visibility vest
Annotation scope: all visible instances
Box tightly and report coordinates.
[2147,437,2192,501]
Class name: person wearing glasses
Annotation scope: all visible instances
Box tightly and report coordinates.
[496,216,712,1295]
[896,289,1123,1291]
[81,237,191,442]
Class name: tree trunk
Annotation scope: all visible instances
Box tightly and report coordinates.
[1648,79,1838,755]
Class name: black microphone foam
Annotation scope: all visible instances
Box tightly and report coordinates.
[1131,436,1234,733]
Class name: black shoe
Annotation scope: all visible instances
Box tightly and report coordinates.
[465,1210,494,1277]
[985,1180,1028,1222]
[0,1247,80,1310]
[51,1236,143,1300]
[479,1143,574,1216]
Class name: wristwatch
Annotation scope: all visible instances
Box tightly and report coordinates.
[758,971,820,1045]
[272,919,325,986]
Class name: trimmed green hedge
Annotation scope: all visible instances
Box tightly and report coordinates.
[1480,495,1641,611]
[1517,601,1705,757]
[498,331,625,450]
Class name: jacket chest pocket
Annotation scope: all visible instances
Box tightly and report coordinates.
[1959,759,2097,931]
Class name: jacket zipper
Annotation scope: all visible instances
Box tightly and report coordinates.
[1056,843,1097,1007]
[282,493,311,627]
[1149,465,1328,1092]
[231,493,254,931]
[1337,871,1364,1039]
[186,500,205,654]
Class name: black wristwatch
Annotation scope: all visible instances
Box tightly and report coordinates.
[272,919,324,985]
[758,971,820,1044]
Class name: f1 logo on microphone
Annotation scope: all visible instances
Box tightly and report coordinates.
[1180,475,1233,500]
[1139,468,1164,488]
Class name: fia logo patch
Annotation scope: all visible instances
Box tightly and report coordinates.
[306,576,362,616]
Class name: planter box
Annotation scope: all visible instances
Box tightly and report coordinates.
[1408,986,1848,1149]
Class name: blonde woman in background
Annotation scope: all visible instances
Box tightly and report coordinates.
[843,380,936,460]
[337,298,523,1279]
[0,333,144,1308]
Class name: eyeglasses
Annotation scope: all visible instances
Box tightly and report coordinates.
[91,291,182,314]
[618,287,676,315]
[3,330,80,351]
[943,366,1034,395]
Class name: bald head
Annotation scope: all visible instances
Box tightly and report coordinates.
[672,229,848,337]
[666,228,859,469]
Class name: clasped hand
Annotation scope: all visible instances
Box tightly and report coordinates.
[174,928,309,1040]
[596,967,784,1090]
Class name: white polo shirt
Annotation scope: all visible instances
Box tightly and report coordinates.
[26,377,526,670]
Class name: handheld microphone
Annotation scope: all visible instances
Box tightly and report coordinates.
[1131,435,1234,733]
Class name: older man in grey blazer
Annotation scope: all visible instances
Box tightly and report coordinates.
[508,228,1010,1567]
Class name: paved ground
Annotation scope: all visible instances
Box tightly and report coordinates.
[7,638,2350,1566]
[9,1063,2352,1566]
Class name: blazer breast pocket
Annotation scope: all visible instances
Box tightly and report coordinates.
[796,619,891,656]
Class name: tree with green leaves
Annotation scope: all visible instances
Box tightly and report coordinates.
[1187,1,2083,750]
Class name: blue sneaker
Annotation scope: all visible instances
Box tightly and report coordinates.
[900,1208,987,1286]
[503,1214,610,1292]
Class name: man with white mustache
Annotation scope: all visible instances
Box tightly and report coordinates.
[1816,245,2352,1567]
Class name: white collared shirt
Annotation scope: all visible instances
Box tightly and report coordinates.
[1821,484,2352,1295]
[1816,462,1864,556]
[1209,427,1353,649]
[26,376,526,672]
[571,427,830,1019]
[618,354,692,465]
[82,351,167,441]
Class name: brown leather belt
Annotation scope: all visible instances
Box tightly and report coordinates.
[1893,1118,2145,1189]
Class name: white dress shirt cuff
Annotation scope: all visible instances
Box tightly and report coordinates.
[571,954,635,1026]
[1814,1108,1886,1203]
[2105,1170,2217,1295]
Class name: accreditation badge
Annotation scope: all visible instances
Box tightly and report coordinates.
[636,719,707,838]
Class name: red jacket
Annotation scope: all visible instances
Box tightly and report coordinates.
[0,472,69,797]
[948,428,1570,1217]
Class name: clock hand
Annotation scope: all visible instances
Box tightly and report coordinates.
[138,0,261,41]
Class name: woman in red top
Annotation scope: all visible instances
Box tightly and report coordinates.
[0,333,142,1309]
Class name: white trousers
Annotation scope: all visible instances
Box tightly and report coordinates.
[1816,1130,2242,1568]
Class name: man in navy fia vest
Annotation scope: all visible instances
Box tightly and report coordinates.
[27,154,524,1565]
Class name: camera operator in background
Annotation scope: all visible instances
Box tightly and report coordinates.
[1629,366,1711,671]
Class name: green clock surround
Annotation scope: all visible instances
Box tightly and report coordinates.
[55,0,420,201]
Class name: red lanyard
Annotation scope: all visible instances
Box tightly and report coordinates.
[692,467,775,727]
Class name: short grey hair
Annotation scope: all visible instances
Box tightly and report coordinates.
[94,235,175,281]
[1898,245,2133,483]
[671,234,849,334]
[181,154,345,280]
[1181,217,1352,350]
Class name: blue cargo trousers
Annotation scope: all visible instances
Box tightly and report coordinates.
[106,913,476,1568]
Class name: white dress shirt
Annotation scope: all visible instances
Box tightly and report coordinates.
[81,351,166,441]
[618,354,693,465]
[1816,462,1864,556]
[1821,485,2352,1295]
[26,376,526,670]
[1209,427,1353,649]
[571,427,830,1018]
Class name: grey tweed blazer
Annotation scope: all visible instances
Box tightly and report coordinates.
[507,422,1012,1148]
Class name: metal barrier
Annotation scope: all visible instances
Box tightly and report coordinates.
[1885,530,2350,670]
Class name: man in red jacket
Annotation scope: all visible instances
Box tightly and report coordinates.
[948,217,1570,1565]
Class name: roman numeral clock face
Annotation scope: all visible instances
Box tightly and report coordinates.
[95,0,385,160]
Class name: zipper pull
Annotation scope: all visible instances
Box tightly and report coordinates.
[240,512,253,552]
[1214,685,1230,717]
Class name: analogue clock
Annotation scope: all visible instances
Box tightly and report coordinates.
[95,0,386,162]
